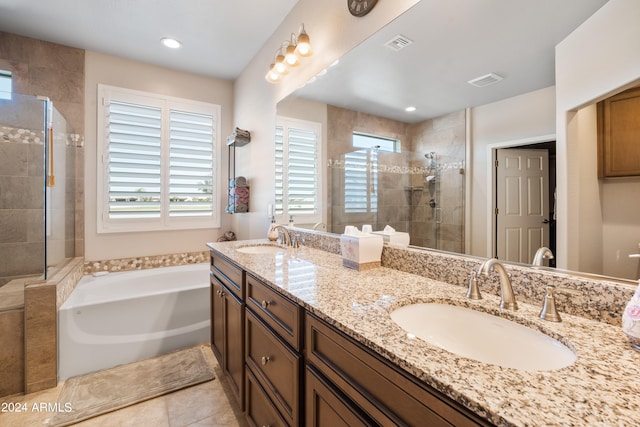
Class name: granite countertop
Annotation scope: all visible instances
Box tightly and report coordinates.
[208,240,640,427]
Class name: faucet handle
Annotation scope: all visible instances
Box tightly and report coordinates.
[539,286,581,322]
[466,271,482,300]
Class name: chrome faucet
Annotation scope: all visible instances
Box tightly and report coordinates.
[272,225,292,246]
[532,246,554,267]
[477,258,518,310]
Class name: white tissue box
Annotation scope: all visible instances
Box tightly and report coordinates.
[371,231,410,246]
[340,233,384,271]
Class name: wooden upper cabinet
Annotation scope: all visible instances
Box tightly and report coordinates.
[598,86,640,178]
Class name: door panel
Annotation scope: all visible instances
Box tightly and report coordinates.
[496,149,550,264]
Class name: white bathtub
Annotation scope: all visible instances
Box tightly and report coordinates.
[58,263,211,380]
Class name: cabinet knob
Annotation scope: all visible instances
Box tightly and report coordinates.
[219,290,225,298]
[261,356,271,365]
[261,300,271,309]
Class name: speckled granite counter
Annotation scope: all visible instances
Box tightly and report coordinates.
[208,240,640,427]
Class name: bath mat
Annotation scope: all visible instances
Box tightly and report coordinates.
[48,345,215,426]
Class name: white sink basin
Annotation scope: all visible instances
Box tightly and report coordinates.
[236,244,285,254]
[390,303,576,371]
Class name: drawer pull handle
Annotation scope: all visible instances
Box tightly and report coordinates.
[261,356,271,365]
[261,300,271,309]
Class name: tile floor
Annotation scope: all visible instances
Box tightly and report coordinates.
[0,347,248,427]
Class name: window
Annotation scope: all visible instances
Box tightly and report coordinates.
[275,117,322,224]
[97,84,220,233]
[352,132,400,153]
[0,70,11,100]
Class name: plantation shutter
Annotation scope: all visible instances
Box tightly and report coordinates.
[169,110,214,217]
[287,126,318,215]
[344,149,378,213]
[274,125,285,215]
[106,100,162,219]
[274,118,321,220]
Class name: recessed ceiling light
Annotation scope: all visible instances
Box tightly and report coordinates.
[161,37,182,49]
[405,106,416,112]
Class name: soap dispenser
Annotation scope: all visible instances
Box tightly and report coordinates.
[622,280,640,351]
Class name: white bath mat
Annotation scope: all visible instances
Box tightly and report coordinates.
[48,345,215,426]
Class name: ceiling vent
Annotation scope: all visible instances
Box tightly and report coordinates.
[467,73,504,87]
[384,35,413,51]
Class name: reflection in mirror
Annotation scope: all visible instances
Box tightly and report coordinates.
[327,105,465,253]
[276,0,640,284]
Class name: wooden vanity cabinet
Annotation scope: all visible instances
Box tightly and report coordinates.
[209,249,495,426]
[597,86,640,178]
[305,312,493,427]
[244,273,303,427]
[210,254,245,408]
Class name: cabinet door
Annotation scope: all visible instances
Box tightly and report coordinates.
[225,290,244,405]
[210,280,225,363]
[211,276,245,409]
[599,86,640,177]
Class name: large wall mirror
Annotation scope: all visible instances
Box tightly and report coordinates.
[276,0,640,283]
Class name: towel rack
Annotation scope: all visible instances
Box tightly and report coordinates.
[226,127,251,214]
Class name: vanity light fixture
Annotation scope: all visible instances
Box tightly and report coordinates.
[160,37,182,49]
[265,24,312,84]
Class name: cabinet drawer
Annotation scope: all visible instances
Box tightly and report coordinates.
[246,310,301,426]
[211,253,243,299]
[305,312,492,427]
[245,368,288,427]
[246,273,302,351]
[306,365,374,427]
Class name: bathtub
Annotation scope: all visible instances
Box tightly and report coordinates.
[58,263,211,380]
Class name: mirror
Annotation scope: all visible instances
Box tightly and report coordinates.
[276,0,640,283]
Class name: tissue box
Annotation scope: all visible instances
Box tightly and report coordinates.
[371,231,410,246]
[340,233,384,271]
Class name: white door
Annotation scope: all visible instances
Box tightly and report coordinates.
[496,149,550,264]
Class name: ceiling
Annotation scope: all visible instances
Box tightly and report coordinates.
[0,0,609,120]
[0,0,299,80]
[292,0,609,122]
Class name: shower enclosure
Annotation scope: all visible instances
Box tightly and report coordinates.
[0,93,76,297]
[330,148,465,252]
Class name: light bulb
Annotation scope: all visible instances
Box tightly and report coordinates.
[284,44,300,66]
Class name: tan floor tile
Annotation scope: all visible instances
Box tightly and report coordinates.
[72,397,170,427]
[164,381,222,426]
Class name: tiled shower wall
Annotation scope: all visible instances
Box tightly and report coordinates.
[408,110,466,252]
[326,105,465,252]
[0,31,85,285]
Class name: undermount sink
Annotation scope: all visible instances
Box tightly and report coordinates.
[236,244,285,254]
[390,303,576,371]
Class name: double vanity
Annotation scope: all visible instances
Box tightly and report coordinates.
[208,231,640,426]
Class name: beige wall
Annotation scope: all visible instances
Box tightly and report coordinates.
[84,51,234,261]
[468,86,556,257]
[556,0,640,273]
[231,0,420,239]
